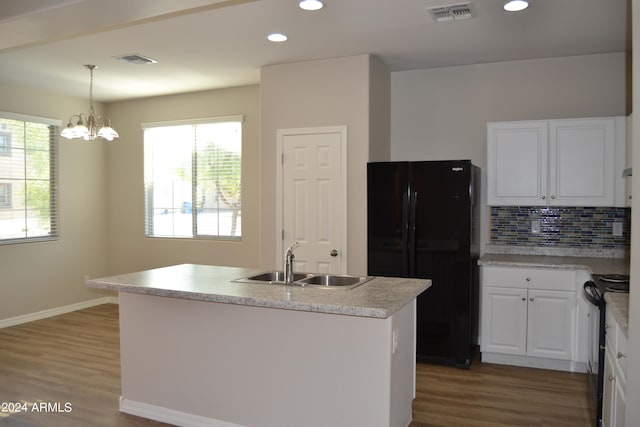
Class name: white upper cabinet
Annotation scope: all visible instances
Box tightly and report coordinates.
[487,121,548,205]
[487,117,626,207]
[549,119,615,206]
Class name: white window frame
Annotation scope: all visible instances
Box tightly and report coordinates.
[0,111,61,244]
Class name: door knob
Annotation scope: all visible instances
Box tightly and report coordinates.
[330,249,338,257]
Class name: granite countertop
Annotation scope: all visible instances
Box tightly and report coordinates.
[605,293,629,339]
[478,253,629,276]
[86,264,430,319]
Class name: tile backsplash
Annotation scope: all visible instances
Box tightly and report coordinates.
[490,206,631,249]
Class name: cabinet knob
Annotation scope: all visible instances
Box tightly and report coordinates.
[618,352,627,359]
[521,296,526,301]
[525,277,531,282]
[551,195,556,200]
[529,297,534,302]
[541,195,546,200]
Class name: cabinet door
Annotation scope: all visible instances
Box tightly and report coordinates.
[603,349,615,427]
[481,286,527,355]
[549,118,615,206]
[613,376,626,427]
[526,289,575,360]
[487,121,548,206]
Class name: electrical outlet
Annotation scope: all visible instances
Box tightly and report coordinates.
[613,222,623,237]
[531,220,541,234]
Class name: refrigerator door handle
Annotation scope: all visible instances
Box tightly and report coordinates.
[408,191,418,276]
[402,191,410,276]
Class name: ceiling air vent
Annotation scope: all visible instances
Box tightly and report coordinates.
[427,2,474,22]
[114,54,158,65]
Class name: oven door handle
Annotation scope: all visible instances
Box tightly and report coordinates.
[583,281,603,307]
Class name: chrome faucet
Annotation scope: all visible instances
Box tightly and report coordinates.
[284,241,299,285]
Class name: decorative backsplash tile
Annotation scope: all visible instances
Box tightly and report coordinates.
[490,207,631,249]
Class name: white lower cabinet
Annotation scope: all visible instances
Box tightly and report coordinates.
[482,286,574,359]
[481,266,581,371]
[525,289,575,359]
[602,306,627,427]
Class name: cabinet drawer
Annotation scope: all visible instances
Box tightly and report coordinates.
[482,266,576,291]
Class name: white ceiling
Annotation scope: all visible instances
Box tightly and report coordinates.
[0,0,627,102]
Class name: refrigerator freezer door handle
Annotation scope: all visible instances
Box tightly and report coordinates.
[408,191,418,276]
[402,191,410,276]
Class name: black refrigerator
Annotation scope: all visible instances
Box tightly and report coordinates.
[367,160,480,368]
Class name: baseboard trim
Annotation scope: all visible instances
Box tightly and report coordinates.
[119,397,246,427]
[0,297,119,329]
[481,352,588,373]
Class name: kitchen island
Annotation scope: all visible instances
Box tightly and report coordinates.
[87,264,430,427]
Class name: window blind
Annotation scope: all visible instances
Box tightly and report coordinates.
[0,111,60,244]
[143,116,243,239]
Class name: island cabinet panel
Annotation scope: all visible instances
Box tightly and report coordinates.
[117,292,416,427]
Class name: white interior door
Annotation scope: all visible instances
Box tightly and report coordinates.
[277,127,347,274]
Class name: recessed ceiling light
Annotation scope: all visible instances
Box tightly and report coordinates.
[503,0,528,12]
[267,33,288,42]
[299,0,323,11]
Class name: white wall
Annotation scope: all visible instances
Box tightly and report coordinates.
[260,55,389,276]
[0,83,111,320]
[625,2,639,425]
[391,52,626,251]
[104,85,261,274]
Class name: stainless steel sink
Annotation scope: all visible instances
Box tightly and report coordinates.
[243,271,311,283]
[233,271,372,289]
[233,271,312,285]
[296,274,372,289]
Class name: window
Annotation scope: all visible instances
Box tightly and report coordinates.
[143,116,242,239]
[0,111,60,243]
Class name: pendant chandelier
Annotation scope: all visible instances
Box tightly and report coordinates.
[60,65,119,142]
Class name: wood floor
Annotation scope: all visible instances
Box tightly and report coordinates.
[0,304,592,426]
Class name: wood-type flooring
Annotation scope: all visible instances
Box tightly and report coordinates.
[0,304,591,426]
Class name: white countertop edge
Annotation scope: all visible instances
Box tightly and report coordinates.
[86,271,429,319]
[485,244,628,259]
[478,253,629,276]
